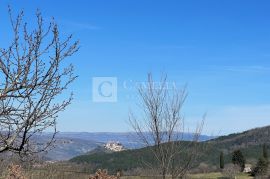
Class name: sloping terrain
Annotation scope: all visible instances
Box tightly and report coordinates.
[70,126,270,172]
[39,132,214,160]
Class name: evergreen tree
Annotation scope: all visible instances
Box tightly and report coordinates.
[263,143,268,160]
[251,157,268,176]
[251,145,269,176]
[220,151,224,169]
[232,150,245,171]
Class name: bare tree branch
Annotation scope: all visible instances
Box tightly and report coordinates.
[0,7,79,157]
[129,73,204,179]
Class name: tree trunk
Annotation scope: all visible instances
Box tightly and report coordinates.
[162,169,166,179]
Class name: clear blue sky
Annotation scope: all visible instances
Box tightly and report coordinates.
[1,0,270,135]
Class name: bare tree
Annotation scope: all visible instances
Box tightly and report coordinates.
[129,74,204,179]
[0,7,79,156]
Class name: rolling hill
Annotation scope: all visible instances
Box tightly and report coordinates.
[70,125,270,172]
[39,132,214,161]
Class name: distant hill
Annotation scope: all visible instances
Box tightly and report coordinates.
[37,135,103,161]
[40,132,214,161]
[56,132,214,149]
[86,145,114,155]
[210,125,270,146]
[197,125,270,167]
[70,126,270,172]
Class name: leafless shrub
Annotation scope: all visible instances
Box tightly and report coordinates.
[122,168,147,177]
[5,164,26,179]
[129,74,204,179]
[89,169,119,179]
[222,164,240,179]
[197,162,210,174]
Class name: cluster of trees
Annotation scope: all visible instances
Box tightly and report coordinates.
[219,144,269,177]
[219,150,246,171]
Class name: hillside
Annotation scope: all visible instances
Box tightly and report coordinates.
[70,126,270,172]
[37,135,103,161]
[210,125,270,146]
[38,132,214,161]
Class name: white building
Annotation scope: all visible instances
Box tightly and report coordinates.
[104,141,125,152]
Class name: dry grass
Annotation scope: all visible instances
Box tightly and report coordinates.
[0,165,255,179]
[187,172,253,179]
[24,170,90,179]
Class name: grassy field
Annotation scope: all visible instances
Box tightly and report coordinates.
[120,174,253,179]
[24,170,90,179]
[187,172,253,179]
[121,173,253,179]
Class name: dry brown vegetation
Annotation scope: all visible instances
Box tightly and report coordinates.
[5,164,26,179]
[89,169,120,179]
